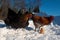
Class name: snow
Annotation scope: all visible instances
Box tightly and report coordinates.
[0,20,60,40]
[0,20,6,27]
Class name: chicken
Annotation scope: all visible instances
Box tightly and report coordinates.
[31,15,54,34]
[4,8,32,29]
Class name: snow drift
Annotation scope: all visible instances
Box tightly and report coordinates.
[0,20,60,40]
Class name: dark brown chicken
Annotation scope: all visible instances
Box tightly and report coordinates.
[4,8,32,29]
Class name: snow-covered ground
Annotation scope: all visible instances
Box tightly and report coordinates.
[0,20,60,40]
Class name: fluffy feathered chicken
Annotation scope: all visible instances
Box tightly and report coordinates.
[4,8,32,29]
[31,15,54,34]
